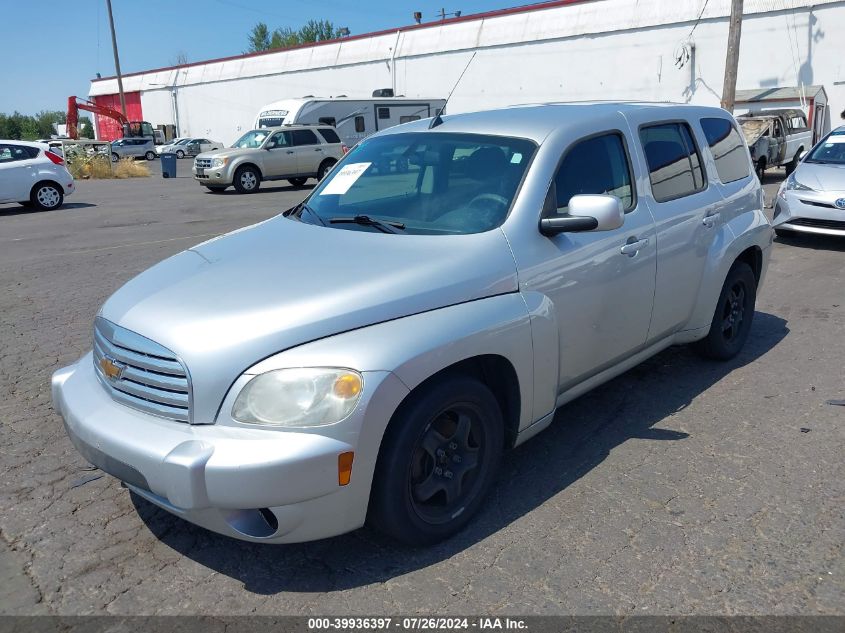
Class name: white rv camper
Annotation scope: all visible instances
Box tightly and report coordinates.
[254,94,446,147]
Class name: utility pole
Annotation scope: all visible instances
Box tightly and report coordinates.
[105,0,127,117]
[720,0,743,112]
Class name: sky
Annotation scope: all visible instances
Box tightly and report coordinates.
[0,0,527,115]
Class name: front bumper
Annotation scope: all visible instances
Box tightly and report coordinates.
[773,190,845,236]
[192,164,233,185]
[52,354,402,543]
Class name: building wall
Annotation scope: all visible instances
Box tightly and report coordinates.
[89,0,845,144]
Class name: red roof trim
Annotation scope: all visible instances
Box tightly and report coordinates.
[91,0,590,83]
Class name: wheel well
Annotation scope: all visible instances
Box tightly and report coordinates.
[235,162,262,179]
[392,355,522,450]
[318,157,337,172]
[30,180,62,198]
[735,246,762,285]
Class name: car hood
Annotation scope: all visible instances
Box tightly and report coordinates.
[796,162,845,192]
[100,216,519,422]
[196,147,248,160]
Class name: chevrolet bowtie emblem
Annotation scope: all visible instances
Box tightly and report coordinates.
[99,356,126,380]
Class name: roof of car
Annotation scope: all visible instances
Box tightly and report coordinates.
[377,102,729,143]
[0,139,48,149]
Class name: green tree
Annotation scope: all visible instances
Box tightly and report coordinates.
[247,22,271,52]
[246,19,340,52]
[78,117,95,139]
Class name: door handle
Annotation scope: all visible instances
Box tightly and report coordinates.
[703,211,720,228]
[620,238,649,257]
[314,148,323,152]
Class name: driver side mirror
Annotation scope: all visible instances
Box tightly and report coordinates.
[539,194,625,236]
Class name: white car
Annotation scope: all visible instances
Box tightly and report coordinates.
[0,140,75,210]
[156,138,190,155]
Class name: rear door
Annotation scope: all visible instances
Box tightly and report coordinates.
[625,116,725,341]
[291,128,324,174]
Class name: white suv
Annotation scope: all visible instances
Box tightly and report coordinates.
[0,140,75,210]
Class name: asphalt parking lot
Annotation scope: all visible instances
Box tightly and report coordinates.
[0,165,842,616]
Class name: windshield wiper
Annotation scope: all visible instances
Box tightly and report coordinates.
[291,201,326,226]
[329,215,406,234]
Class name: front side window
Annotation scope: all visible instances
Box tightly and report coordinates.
[292,129,320,146]
[639,122,706,202]
[548,133,634,215]
[302,132,536,235]
[233,130,270,149]
[266,131,291,148]
[700,117,750,184]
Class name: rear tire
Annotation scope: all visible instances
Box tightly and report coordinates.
[784,152,800,176]
[288,177,308,187]
[233,165,260,193]
[176,150,185,159]
[111,152,119,163]
[693,261,756,361]
[317,159,337,181]
[369,376,504,546]
[145,151,155,161]
[30,182,64,211]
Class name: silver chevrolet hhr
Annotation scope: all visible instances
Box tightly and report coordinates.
[52,103,773,545]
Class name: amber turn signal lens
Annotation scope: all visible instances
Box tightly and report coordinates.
[333,373,362,399]
[338,451,354,486]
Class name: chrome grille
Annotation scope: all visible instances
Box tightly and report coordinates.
[92,317,191,422]
[195,157,212,168]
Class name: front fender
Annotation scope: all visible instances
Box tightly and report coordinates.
[247,293,539,431]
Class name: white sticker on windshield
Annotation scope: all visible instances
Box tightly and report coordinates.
[319,162,372,195]
[510,152,523,164]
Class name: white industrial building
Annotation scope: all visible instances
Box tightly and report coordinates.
[88,0,845,144]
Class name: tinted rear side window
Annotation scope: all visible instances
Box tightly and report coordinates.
[700,118,750,183]
[551,133,635,214]
[292,129,320,146]
[318,128,341,144]
[639,122,706,202]
[355,116,366,133]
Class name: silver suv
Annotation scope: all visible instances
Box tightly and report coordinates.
[110,137,156,162]
[53,103,772,546]
[193,125,344,193]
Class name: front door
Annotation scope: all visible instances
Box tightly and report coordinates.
[262,131,297,176]
[526,130,657,390]
[0,144,35,202]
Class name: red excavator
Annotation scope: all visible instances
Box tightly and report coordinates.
[66,96,155,140]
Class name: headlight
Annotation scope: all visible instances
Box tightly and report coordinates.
[211,157,227,168]
[785,173,814,192]
[232,368,363,427]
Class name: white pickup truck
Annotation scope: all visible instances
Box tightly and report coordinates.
[738,109,813,180]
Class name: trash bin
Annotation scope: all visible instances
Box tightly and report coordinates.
[160,152,177,178]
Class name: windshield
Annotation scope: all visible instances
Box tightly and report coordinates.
[233,130,270,149]
[175,139,192,145]
[805,134,845,165]
[302,132,536,235]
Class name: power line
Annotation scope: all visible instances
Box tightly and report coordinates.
[689,0,711,38]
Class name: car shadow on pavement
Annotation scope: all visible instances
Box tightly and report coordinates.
[774,233,845,252]
[0,202,97,216]
[131,311,788,595]
[207,184,316,195]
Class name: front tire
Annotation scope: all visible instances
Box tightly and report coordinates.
[693,261,756,361]
[31,182,64,211]
[369,376,504,546]
[784,151,800,176]
[176,150,185,159]
[145,151,156,161]
[755,158,766,181]
[111,152,119,163]
[233,165,260,193]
